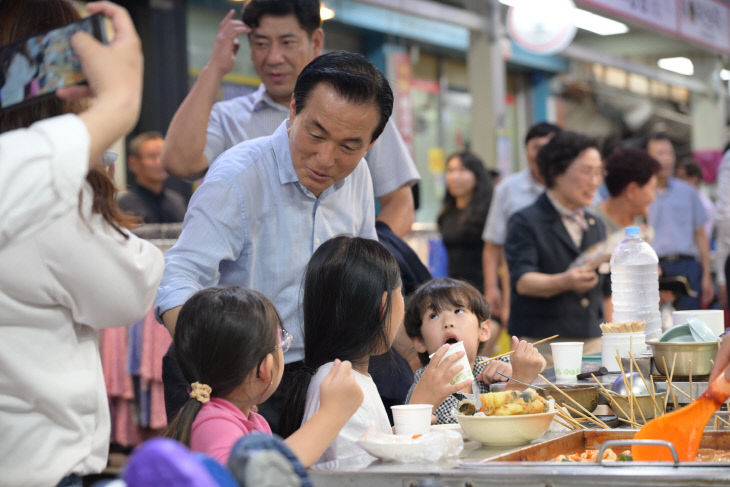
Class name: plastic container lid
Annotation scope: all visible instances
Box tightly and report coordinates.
[625,226,640,236]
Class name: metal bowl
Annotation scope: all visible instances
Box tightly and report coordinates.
[542,384,599,417]
[647,339,720,376]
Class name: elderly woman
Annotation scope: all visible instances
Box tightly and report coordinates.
[505,131,607,366]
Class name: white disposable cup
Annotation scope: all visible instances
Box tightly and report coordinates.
[391,404,432,436]
[601,332,646,372]
[672,310,724,337]
[551,342,583,383]
[429,340,472,385]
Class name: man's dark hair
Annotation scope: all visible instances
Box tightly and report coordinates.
[242,0,321,35]
[293,50,393,142]
[643,132,673,149]
[604,148,661,197]
[677,158,703,180]
[525,121,561,146]
[537,131,599,188]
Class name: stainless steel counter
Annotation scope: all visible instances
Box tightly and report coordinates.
[309,430,730,487]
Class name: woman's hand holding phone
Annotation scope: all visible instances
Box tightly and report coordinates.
[58,2,143,164]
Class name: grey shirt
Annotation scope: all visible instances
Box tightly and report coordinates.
[482,168,543,245]
[205,85,420,197]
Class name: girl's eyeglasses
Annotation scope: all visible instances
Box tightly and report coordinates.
[274,328,293,354]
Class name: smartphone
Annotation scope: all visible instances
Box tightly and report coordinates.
[0,13,107,111]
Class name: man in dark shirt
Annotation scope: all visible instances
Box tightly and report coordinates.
[119,131,187,223]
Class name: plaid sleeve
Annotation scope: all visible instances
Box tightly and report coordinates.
[404,366,425,404]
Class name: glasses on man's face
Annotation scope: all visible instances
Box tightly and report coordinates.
[274,328,293,354]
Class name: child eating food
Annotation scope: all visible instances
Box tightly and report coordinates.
[281,236,404,467]
[164,286,363,465]
[404,278,546,424]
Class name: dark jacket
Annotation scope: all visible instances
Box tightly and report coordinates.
[505,192,607,339]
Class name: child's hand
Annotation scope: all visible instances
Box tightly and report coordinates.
[506,336,546,389]
[478,359,512,385]
[318,359,363,421]
[408,344,472,407]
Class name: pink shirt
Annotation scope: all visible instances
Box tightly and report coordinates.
[190,397,272,464]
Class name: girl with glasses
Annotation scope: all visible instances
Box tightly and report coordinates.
[164,286,363,465]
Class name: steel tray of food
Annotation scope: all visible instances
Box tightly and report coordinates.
[477,430,730,465]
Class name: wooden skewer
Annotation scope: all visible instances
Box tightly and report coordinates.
[670,353,678,410]
[629,353,660,419]
[650,375,665,415]
[715,415,730,428]
[538,373,609,429]
[618,417,642,428]
[668,382,691,400]
[555,409,582,430]
[592,374,632,426]
[627,351,646,424]
[616,353,638,424]
[564,404,611,429]
[476,334,559,365]
[552,415,575,431]
[689,360,693,402]
[556,408,586,430]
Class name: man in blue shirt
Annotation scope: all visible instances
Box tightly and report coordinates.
[646,133,713,310]
[155,51,392,431]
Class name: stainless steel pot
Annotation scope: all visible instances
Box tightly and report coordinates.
[647,339,720,376]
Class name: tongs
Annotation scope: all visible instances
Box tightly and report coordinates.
[495,371,547,393]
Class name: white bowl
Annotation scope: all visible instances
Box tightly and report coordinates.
[455,411,557,446]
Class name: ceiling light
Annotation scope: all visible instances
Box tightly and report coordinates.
[499,0,628,36]
[572,8,628,35]
[721,69,730,81]
[320,4,335,21]
[658,57,694,76]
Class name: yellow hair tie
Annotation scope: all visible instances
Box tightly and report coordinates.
[190,382,212,404]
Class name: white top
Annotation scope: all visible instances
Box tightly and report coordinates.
[204,85,420,197]
[0,114,89,250]
[0,182,164,485]
[715,149,730,285]
[481,168,544,244]
[302,361,392,468]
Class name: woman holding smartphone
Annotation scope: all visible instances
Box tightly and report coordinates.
[0,2,162,487]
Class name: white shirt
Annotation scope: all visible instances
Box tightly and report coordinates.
[482,168,544,245]
[302,362,392,468]
[205,85,420,198]
[0,114,89,250]
[0,183,164,486]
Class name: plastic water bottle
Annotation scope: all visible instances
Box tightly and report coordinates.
[610,226,662,340]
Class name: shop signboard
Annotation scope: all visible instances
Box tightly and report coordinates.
[677,0,730,55]
[578,0,730,55]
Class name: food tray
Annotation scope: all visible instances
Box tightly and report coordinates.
[476,430,730,466]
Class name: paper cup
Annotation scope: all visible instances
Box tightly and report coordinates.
[601,332,646,372]
[551,342,583,383]
[391,404,432,436]
[429,340,472,385]
[672,310,724,337]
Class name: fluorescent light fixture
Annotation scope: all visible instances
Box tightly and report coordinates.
[572,8,628,35]
[658,57,694,76]
[721,69,730,81]
[320,4,335,21]
[499,0,628,36]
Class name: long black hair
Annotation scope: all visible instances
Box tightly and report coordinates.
[437,151,493,235]
[164,286,282,446]
[280,236,401,437]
